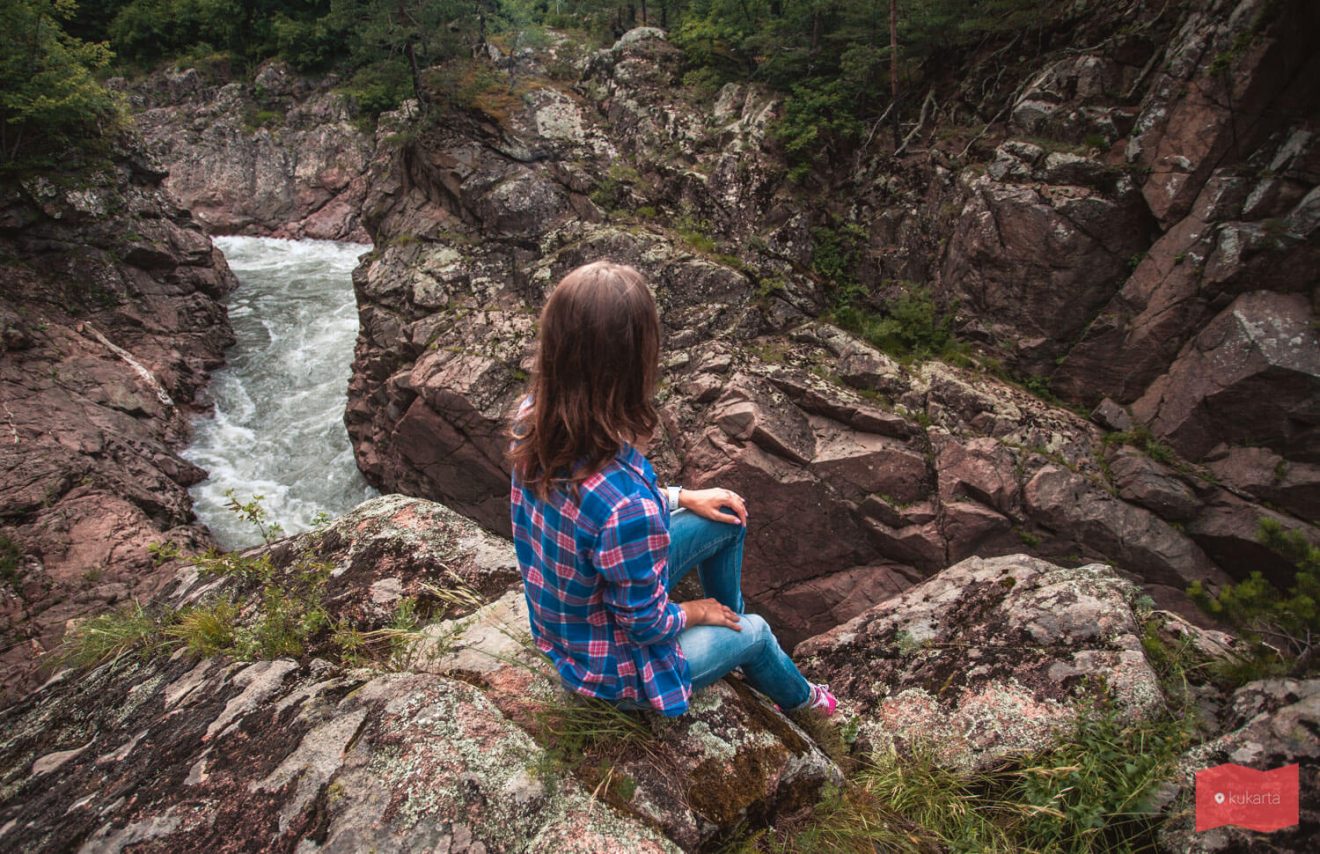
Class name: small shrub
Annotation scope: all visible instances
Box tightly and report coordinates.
[675,214,718,254]
[57,601,167,668]
[1103,426,1177,466]
[242,107,283,131]
[166,599,240,656]
[828,284,966,365]
[1016,529,1042,548]
[1188,517,1319,678]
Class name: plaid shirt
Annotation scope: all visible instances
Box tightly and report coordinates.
[511,443,691,716]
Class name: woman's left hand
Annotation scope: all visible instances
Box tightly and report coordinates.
[680,487,747,525]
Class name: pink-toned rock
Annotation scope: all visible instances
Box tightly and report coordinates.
[1107,447,1201,523]
[1125,0,1309,226]
[1206,446,1320,522]
[935,436,1020,514]
[941,166,1152,363]
[1186,495,1318,589]
[1024,465,1228,588]
[0,164,235,705]
[1130,291,1319,461]
[128,59,374,240]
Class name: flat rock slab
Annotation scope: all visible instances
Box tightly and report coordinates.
[0,653,677,853]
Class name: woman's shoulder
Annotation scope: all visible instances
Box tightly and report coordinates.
[578,451,658,522]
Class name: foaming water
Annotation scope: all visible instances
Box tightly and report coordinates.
[185,236,378,549]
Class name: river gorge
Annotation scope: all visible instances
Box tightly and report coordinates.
[184,237,376,549]
[0,1,1316,850]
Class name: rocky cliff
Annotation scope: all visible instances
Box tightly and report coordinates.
[0,155,236,703]
[344,3,1318,644]
[121,60,376,242]
[1,496,1311,851]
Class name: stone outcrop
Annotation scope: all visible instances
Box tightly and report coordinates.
[797,554,1170,771]
[0,161,236,704]
[0,495,839,853]
[122,60,375,241]
[344,22,1316,645]
[928,0,1320,555]
[1035,0,1320,468]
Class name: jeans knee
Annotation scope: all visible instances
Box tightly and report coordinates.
[740,613,770,646]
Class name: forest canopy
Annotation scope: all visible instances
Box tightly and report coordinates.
[7,1,1052,177]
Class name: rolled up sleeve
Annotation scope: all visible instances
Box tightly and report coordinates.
[595,495,687,645]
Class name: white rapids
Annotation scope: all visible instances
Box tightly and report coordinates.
[184,236,379,549]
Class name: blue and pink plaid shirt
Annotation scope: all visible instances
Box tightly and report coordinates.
[510,442,692,716]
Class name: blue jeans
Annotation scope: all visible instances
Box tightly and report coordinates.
[666,509,813,711]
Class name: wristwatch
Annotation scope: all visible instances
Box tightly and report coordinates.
[666,485,682,512]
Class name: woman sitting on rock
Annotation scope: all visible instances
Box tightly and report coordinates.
[508,260,836,718]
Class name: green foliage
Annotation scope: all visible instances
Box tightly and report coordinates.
[589,162,643,213]
[222,487,284,544]
[56,600,168,668]
[774,78,866,179]
[1,0,126,175]
[675,213,717,254]
[829,284,965,364]
[164,598,239,656]
[660,0,1059,177]
[57,492,332,667]
[1189,518,1319,677]
[746,696,1196,853]
[530,688,655,803]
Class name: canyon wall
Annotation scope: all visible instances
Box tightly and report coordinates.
[0,155,237,702]
[122,60,376,242]
[344,5,1318,644]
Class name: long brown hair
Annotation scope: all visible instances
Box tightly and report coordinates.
[509,260,661,498]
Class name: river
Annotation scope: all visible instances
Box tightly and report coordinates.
[183,236,378,549]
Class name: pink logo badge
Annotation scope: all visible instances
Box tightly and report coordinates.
[1195,763,1299,833]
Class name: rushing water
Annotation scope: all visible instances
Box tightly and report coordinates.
[184,236,378,550]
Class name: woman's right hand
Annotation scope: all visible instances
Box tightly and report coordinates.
[681,598,742,631]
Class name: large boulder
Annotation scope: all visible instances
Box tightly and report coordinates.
[1049,0,1319,445]
[417,589,843,851]
[796,555,1169,771]
[1131,291,1320,462]
[0,655,679,853]
[941,143,1154,366]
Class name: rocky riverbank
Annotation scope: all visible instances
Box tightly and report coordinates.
[0,155,236,703]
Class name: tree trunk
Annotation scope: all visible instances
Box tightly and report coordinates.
[890,0,900,151]
[405,40,428,113]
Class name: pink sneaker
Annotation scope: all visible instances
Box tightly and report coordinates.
[804,683,837,717]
